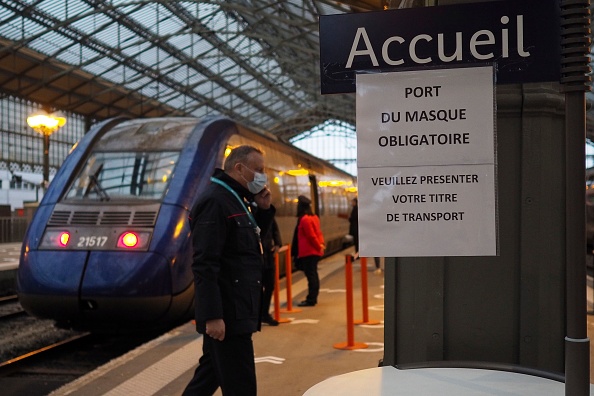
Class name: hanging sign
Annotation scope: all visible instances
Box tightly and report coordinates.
[357,66,497,257]
[320,0,560,94]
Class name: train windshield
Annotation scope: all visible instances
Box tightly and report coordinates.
[64,151,179,201]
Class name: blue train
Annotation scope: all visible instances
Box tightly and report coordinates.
[17,117,356,331]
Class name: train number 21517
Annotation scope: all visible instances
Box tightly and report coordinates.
[77,236,108,247]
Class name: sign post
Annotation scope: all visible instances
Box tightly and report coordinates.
[560,1,591,395]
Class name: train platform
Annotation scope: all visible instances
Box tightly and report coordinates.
[1,245,594,394]
[47,249,386,396]
[0,243,20,295]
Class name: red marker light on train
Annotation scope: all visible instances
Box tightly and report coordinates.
[118,232,139,248]
[58,232,70,247]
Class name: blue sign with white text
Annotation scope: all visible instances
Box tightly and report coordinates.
[319,0,560,94]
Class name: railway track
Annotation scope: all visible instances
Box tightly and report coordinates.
[0,332,92,376]
[0,310,174,396]
[0,294,27,321]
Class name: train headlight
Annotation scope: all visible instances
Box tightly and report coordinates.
[59,232,70,247]
[41,230,72,248]
[120,232,138,247]
[116,231,151,249]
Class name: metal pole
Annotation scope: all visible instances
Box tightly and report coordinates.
[561,1,591,395]
[565,93,590,396]
[43,133,49,189]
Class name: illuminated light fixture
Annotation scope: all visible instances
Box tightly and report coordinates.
[118,232,139,248]
[58,232,70,247]
[224,147,232,157]
[162,175,168,183]
[286,169,309,176]
[27,113,66,133]
[345,187,358,193]
[27,111,67,189]
[319,180,347,187]
[273,176,280,184]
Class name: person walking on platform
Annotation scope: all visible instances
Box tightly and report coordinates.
[183,145,275,396]
[349,197,382,274]
[292,195,325,307]
[348,197,359,255]
[261,217,282,326]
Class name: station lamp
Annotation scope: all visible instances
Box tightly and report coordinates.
[27,111,66,188]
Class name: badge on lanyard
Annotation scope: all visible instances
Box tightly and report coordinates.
[211,176,264,255]
[250,208,263,254]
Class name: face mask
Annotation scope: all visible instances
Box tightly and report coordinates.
[241,164,268,194]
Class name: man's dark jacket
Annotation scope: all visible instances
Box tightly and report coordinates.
[189,169,276,336]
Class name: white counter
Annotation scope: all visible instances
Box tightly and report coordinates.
[304,366,594,396]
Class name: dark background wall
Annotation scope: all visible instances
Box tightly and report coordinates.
[383,82,567,374]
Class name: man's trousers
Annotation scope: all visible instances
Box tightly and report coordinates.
[183,332,256,396]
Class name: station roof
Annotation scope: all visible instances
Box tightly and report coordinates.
[0,1,592,142]
[0,0,390,142]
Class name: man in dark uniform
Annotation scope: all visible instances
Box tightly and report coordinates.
[183,145,275,396]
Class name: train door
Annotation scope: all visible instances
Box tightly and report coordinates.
[309,175,320,215]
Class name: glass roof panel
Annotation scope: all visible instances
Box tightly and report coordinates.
[120,40,152,58]
[0,0,363,140]
[124,75,153,91]
[58,0,92,19]
[36,0,67,20]
[4,16,46,39]
[82,58,117,77]
[0,6,14,20]
[186,37,217,59]
[167,32,194,52]
[90,21,123,44]
[153,7,187,35]
[54,42,85,65]
[178,1,221,21]
[69,9,112,34]
[0,20,26,41]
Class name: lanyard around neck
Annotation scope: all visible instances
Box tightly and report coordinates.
[210,176,259,234]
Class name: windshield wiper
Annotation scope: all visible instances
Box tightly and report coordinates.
[83,164,110,201]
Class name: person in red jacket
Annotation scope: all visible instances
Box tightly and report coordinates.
[292,195,325,307]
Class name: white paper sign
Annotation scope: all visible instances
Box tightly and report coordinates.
[356,67,497,257]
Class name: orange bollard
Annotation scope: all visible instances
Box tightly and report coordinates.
[334,254,368,350]
[272,251,291,323]
[281,245,302,313]
[354,257,380,326]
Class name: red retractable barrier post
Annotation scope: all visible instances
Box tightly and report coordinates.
[272,250,291,324]
[281,244,302,313]
[334,254,368,350]
[354,257,380,326]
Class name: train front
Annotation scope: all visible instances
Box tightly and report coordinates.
[17,118,205,331]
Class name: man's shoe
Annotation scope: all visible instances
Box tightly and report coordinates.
[263,316,279,326]
[297,300,316,307]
